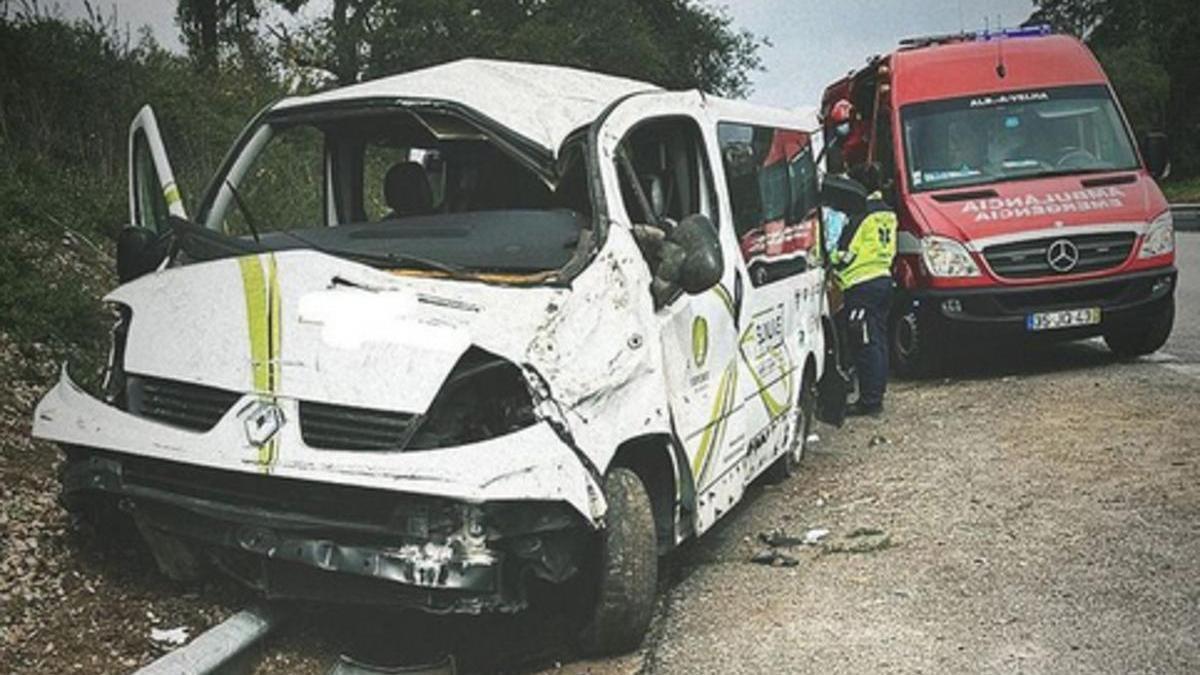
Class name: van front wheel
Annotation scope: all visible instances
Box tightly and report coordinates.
[578,467,658,656]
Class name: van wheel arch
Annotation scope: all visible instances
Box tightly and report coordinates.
[608,434,683,553]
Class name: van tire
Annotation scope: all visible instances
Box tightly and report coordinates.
[765,370,816,482]
[578,467,658,656]
[1103,298,1174,358]
[890,310,940,378]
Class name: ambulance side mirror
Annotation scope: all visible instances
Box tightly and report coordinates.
[1140,132,1169,180]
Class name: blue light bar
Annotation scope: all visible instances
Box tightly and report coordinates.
[974,24,1052,41]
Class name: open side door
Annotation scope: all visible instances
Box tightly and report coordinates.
[128,105,187,233]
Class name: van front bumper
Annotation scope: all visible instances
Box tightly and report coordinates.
[898,267,1177,342]
[61,448,591,613]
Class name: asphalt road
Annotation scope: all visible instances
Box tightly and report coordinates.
[1162,232,1199,363]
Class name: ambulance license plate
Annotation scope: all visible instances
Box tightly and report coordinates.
[1026,307,1101,331]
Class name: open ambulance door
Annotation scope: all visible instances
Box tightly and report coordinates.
[121,105,187,281]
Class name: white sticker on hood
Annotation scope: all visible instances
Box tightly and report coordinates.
[960,186,1126,222]
[298,289,470,352]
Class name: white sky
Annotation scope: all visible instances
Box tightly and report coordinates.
[56,0,1035,108]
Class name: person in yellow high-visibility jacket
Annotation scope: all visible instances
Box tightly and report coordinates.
[830,170,897,417]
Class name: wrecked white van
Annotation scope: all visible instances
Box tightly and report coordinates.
[33,59,847,654]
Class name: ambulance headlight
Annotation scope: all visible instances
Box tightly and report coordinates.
[1138,210,1174,259]
[921,236,981,278]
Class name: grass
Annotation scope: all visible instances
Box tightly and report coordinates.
[1159,175,1200,203]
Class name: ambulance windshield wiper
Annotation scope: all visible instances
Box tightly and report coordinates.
[992,166,1127,184]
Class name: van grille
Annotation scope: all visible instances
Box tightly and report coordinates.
[983,232,1136,279]
[126,375,241,432]
[299,400,417,451]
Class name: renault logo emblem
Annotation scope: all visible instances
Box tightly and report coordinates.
[1046,238,1079,273]
[239,398,284,447]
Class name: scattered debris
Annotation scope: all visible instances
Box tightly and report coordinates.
[758,529,804,548]
[868,435,891,448]
[803,528,830,545]
[822,527,892,554]
[749,549,799,567]
[149,626,190,647]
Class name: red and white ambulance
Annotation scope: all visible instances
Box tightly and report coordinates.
[822,26,1177,375]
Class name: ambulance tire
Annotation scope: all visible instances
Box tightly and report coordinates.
[765,369,816,482]
[1103,298,1174,358]
[578,467,658,656]
[890,310,941,379]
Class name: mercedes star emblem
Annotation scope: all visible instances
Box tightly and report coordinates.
[1046,238,1079,273]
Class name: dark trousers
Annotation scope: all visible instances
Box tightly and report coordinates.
[843,276,892,407]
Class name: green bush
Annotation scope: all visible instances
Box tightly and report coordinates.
[0,10,286,379]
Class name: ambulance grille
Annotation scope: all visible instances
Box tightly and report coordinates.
[983,232,1136,278]
[299,401,417,451]
[126,375,241,432]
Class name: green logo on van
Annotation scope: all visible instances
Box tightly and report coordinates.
[692,316,708,368]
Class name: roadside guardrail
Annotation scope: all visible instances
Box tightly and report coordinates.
[1173,204,1200,232]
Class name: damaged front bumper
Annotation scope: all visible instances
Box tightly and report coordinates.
[36,369,605,613]
[63,449,593,612]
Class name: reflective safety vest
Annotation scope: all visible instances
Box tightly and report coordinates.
[830,193,897,290]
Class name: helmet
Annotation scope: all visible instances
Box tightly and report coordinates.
[829,99,854,125]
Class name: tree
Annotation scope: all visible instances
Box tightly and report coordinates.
[177,0,307,70]
[1028,0,1200,176]
[277,0,765,98]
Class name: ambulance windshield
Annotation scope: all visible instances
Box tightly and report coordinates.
[901,84,1140,192]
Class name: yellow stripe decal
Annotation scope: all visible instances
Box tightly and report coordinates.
[711,283,736,319]
[739,325,791,420]
[238,255,282,471]
[268,254,282,391]
[239,256,270,392]
[163,182,181,207]
[692,360,738,486]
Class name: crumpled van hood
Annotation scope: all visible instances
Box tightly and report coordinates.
[109,250,564,413]
[908,172,1166,242]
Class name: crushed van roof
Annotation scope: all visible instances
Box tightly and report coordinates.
[275,58,660,155]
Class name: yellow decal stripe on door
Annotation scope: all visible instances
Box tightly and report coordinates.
[738,327,791,419]
[693,361,738,486]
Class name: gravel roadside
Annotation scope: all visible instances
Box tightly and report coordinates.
[634,344,1199,675]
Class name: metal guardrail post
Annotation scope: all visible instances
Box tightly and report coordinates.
[134,605,282,675]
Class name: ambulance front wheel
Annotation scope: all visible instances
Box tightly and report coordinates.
[1103,297,1174,358]
[890,309,942,379]
[578,467,658,656]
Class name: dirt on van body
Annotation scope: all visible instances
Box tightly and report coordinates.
[3,337,1199,673]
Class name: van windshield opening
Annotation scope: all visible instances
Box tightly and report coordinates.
[195,107,592,279]
[901,84,1140,192]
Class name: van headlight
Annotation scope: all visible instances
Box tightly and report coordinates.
[1138,210,1174,258]
[407,348,537,450]
[921,236,981,278]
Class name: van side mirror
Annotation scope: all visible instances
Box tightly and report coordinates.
[1140,132,1169,179]
[652,214,724,306]
[820,175,869,216]
[117,225,166,283]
